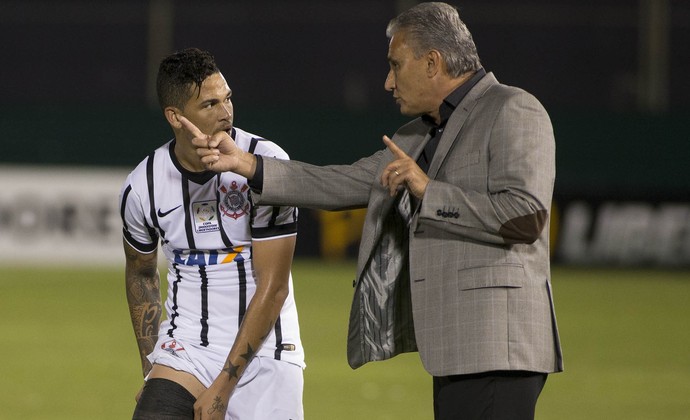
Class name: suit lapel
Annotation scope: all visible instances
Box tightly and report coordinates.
[403,130,430,164]
[427,73,498,180]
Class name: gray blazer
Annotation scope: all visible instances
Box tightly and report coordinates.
[255,73,564,376]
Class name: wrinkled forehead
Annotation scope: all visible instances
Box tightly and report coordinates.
[388,31,415,60]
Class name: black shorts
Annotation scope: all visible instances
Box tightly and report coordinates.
[132,378,196,420]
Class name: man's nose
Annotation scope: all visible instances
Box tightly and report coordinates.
[384,71,395,91]
[221,103,232,118]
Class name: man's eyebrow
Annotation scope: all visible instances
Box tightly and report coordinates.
[200,98,220,106]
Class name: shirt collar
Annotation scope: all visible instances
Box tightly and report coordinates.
[423,67,487,127]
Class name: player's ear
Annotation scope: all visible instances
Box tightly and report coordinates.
[165,107,182,128]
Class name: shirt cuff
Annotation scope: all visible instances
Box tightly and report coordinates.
[248,154,264,193]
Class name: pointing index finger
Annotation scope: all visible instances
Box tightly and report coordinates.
[382,135,408,159]
[178,115,206,138]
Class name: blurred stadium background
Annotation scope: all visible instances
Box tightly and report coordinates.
[1,0,689,418]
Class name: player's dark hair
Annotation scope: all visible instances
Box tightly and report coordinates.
[156,47,220,110]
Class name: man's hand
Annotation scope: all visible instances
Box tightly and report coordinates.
[178,115,257,178]
[381,135,429,199]
[193,380,233,420]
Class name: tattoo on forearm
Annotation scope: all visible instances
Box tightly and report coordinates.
[223,362,240,380]
[131,302,160,374]
[240,344,255,362]
[140,303,160,336]
[128,280,145,301]
[130,302,161,338]
[126,258,161,375]
[125,246,162,376]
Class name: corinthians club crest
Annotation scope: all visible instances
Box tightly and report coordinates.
[219,181,250,220]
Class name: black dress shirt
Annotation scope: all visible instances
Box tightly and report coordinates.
[417,68,486,173]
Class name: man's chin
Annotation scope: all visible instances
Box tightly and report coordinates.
[398,106,422,118]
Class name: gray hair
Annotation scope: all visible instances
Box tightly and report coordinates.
[386,2,481,77]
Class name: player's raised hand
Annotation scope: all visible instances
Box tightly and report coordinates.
[381,135,429,199]
[178,115,257,178]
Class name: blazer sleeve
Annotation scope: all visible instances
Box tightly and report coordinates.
[417,89,555,245]
[253,150,388,211]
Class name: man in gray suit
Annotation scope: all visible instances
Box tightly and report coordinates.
[184,2,563,418]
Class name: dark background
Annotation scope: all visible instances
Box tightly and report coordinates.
[1,0,689,200]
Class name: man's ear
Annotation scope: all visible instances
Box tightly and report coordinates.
[164,107,182,128]
[426,49,442,77]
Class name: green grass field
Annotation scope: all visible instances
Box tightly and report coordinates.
[1,261,689,419]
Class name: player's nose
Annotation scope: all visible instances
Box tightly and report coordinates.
[220,102,233,120]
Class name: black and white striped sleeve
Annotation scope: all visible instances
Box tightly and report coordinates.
[119,173,159,253]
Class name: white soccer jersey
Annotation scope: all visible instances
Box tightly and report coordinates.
[119,127,304,368]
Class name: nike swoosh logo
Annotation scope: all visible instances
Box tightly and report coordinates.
[157,205,181,218]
